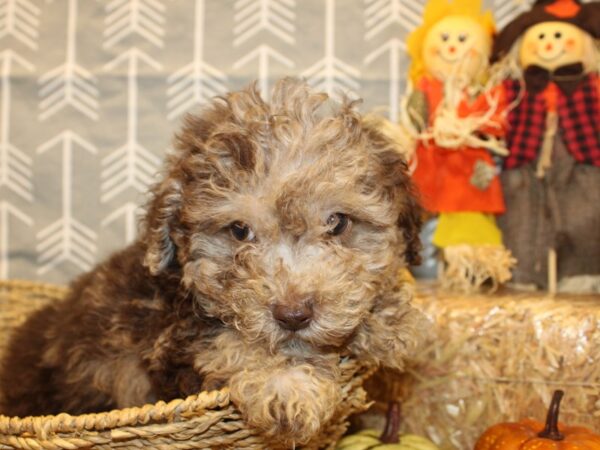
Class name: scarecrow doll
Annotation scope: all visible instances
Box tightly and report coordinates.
[405,0,514,291]
[492,0,600,292]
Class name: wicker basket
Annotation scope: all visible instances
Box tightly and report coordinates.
[0,280,375,450]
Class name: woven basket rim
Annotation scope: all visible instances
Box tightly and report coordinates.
[0,389,232,436]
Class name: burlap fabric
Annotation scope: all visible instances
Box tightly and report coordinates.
[497,137,600,288]
[0,280,375,450]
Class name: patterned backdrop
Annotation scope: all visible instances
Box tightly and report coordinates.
[0,0,550,283]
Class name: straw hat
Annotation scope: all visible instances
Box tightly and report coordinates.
[491,0,600,62]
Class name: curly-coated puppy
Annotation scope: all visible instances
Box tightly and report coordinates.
[0,78,423,444]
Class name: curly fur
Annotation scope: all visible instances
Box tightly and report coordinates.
[0,78,424,445]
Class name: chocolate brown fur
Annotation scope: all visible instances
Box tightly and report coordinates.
[0,79,424,444]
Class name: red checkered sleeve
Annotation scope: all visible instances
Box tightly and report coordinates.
[557,74,600,167]
[504,79,546,169]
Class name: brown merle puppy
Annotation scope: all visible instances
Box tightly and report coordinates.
[0,78,424,445]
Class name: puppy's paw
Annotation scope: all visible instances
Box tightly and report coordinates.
[229,365,340,445]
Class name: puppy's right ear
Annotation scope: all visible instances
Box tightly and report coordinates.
[143,178,182,276]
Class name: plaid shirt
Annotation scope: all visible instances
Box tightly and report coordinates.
[503,74,600,169]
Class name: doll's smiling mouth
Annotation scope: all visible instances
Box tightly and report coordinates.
[438,53,463,63]
[535,49,566,62]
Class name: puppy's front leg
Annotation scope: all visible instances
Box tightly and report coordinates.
[229,364,341,445]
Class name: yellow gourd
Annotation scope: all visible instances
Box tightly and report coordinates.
[335,403,439,450]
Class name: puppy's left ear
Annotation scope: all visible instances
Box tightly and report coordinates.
[142,178,183,275]
[362,114,423,266]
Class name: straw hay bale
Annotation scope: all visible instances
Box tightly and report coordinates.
[364,284,600,449]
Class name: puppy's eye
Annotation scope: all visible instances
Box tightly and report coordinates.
[326,213,351,236]
[230,221,255,242]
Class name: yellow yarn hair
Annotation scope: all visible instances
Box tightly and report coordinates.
[407,0,496,83]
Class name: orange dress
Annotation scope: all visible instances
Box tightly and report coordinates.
[411,76,506,214]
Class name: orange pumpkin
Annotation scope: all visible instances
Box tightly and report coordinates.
[475,390,600,450]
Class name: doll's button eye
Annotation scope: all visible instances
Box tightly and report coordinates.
[441,33,449,42]
[458,34,468,43]
[539,33,546,39]
[554,32,562,39]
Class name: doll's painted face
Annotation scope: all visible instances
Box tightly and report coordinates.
[423,15,491,84]
[519,22,586,70]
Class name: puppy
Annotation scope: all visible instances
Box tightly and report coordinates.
[0,78,424,444]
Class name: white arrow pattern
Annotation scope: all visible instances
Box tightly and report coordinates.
[0,50,34,201]
[2,1,549,282]
[0,201,32,278]
[365,0,424,39]
[365,38,406,122]
[102,48,162,203]
[38,0,98,121]
[0,0,40,50]
[303,0,360,100]
[234,44,294,97]
[102,202,142,245]
[104,0,165,49]
[167,0,226,120]
[234,0,296,47]
[36,131,97,275]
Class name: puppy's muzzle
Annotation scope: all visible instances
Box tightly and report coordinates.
[271,300,313,331]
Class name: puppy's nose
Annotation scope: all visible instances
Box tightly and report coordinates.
[272,301,313,331]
